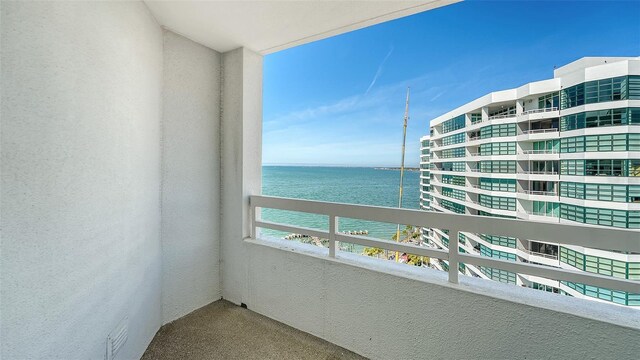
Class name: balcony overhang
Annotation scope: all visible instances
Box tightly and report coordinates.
[144,0,460,54]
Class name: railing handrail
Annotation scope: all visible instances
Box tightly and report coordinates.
[488,114,516,120]
[521,149,559,154]
[521,107,558,115]
[516,246,558,260]
[522,190,557,196]
[518,170,558,175]
[250,195,640,294]
[522,128,559,134]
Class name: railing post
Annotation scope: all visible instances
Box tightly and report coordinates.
[250,198,257,239]
[448,228,459,284]
[329,215,339,257]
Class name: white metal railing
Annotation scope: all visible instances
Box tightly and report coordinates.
[522,128,559,134]
[525,210,559,218]
[250,195,640,294]
[468,135,480,141]
[488,114,516,120]
[516,245,559,260]
[518,170,558,175]
[520,149,559,155]
[521,107,558,115]
[522,190,557,196]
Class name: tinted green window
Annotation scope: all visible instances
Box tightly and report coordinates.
[561,76,630,109]
[480,123,516,138]
[480,244,516,261]
[533,140,559,152]
[470,113,482,124]
[442,132,465,146]
[441,147,465,158]
[479,178,516,192]
[561,83,585,109]
[560,204,640,229]
[479,234,516,248]
[629,76,640,99]
[561,134,638,153]
[560,247,584,269]
[442,162,465,172]
[560,182,640,203]
[560,160,585,175]
[532,201,559,217]
[479,161,516,173]
[560,108,640,131]
[442,175,465,186]
[478,194,516,211]
[442,114,465,133]
[538,92,559,109]
[480,266,516,284]
[479,142,516,155]
[440,199,465,214]
[442,187,465,201]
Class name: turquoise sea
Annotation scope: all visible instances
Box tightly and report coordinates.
[261,166,420,241]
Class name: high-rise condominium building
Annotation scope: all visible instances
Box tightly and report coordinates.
[421,57,640,306]
[419,135,431,243]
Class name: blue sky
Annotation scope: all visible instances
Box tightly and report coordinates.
[263,0,640,167]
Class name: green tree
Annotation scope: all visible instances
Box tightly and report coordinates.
[363,247,384,258]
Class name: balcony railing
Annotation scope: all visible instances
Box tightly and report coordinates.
[524,210,559,218]
[250,195,640,294]
[516,245,559,260]
[488,114,516,120]
[521,107,558,115]
[518,170,558,175]
[522,190,558,196]
[522,128,559,134]
[520,149,559,154]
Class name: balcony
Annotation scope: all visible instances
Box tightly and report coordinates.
[2,2,640,360]
[521,107,559,115]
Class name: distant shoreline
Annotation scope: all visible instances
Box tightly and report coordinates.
[373,167,419,171]
[263,164,419,170]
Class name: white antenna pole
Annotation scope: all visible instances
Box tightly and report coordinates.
[395,87,410,262]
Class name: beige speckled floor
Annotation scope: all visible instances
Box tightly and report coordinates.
[141,300,366,360]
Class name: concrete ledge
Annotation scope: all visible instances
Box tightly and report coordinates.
[244,237,639,359]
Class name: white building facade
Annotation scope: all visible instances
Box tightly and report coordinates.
[424,57,640,306]
[419,135,431,243]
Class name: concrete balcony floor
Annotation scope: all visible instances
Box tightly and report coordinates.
[142,300,364,360]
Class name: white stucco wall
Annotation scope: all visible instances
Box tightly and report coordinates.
[220,48,263,306]
[246,239,640,360]
[1,2,163,359]
[160,30,222,324]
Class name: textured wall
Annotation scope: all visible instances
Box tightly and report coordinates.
[246,239,640,360]
[220,48,263,305]
[1,2,163,358]
[161,30,222,324]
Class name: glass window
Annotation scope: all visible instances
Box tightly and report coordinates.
[479,178,516,192]
[442,187,465,201]
[442,175,465,186]
[562,77,630,109]
[442,114,466,133]
[441,147,465,158]
[440,199,465,214]
[479,161,516,173]
[478,194,516,211]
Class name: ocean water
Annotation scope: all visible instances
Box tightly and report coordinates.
[261,166,420,241]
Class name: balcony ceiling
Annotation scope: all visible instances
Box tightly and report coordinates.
[144,0,460,54]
